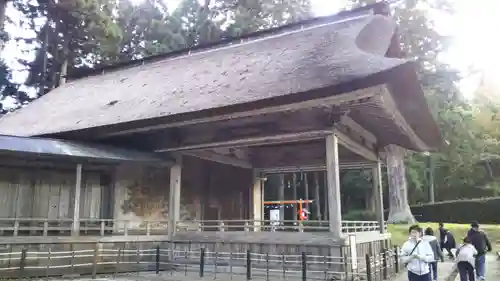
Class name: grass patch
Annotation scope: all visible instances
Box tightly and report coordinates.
[388,222,500,249]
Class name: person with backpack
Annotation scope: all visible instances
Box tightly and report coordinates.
[467,221,492,280]
[400,225,435,281]
[423,227,444,281]
[455,236,478,281]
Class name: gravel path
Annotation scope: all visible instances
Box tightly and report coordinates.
[485,254,499,280]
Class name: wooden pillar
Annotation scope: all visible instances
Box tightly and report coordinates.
[278,174,285,221]
[314,172,322,220]
[304,173,309,208]
[373,161,385,233]
[427,156,435,203]
[252,172,263,231]
[323,171,328,220]
[168,156,182,238]
[72,164,83,236]
[292,173,297,222]
[325,134,342,236]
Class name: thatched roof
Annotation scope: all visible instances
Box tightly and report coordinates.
[0,6,442,150]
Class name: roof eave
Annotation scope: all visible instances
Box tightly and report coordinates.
[383,26,445,152]
[386,64,445,152]
[0,134,173,165]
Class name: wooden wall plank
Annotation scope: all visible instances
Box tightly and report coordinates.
[48,172,61,220]
[17,171,33,218]
[58,173,73,219]
[0,168,11,218]
[0,167,105,221]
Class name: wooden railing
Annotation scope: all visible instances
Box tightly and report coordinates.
[0,218,169,237]
[0,240,402,280]
[0,218,385,237]
[176,220,385,233]
[342,220,386,233]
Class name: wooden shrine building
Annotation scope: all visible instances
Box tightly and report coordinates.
[0,2,442,254]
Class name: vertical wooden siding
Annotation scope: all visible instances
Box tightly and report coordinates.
[0,167,107,220]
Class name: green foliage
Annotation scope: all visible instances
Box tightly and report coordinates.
[340,169,373,211]
[409,197,500,224]
[220,0,311,37]
[14,0,123,94]
[342,210,377,221]
[0,60,31,114]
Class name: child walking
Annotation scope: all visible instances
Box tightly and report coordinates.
[455,237,478,281]
[423,227,444,281]
[400,225,435,281]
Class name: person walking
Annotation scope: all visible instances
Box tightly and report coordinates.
[467,221,492,280]
[443,229,456,258]
[423,227,444,281]
[401,225,435,281]
[455,236,478,281]
[439,223,446,250]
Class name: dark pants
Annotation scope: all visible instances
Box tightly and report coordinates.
[474,254,485,279]
[429,262,438,280]
[458,261,475,281]
[444,247,454,257]
[441,241,454,257]
[408,271,431,281]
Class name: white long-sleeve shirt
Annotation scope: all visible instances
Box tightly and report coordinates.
[456,243,477,267]
[400,238,435,275]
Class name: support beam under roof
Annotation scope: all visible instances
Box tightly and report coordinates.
[255,161,377,174]
[334,128,378,162]
[339,115,377,145]
[182,150,252,169]
[155,130,333,152]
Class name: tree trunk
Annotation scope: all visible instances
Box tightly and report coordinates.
[427,155,435,203]
[59,39,69,86]
[59,58,68,85]
[385,145,416,224]
[39,22,50,95]
[0,1,5,29]
[0,0,7,54]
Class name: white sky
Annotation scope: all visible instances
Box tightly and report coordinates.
[3,0,500,100]
[435,0,500,95]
